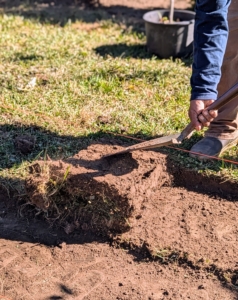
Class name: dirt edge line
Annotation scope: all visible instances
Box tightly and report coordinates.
[111,236,238,290]
[167,160,238,200]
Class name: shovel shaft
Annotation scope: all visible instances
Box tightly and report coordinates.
[177,82,238,142]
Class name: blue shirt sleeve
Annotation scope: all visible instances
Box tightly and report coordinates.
[190,0,231,100]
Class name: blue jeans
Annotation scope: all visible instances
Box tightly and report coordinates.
[191,0,230,100]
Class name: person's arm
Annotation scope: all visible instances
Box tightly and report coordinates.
[189,0,231,130]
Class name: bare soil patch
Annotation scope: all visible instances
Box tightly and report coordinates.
[99,0,190,9]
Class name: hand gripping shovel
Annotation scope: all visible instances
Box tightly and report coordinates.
[104,82,238,157]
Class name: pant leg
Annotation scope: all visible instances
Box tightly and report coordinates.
[206,0,238,139]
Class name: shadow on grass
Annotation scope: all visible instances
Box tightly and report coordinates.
[94,43,193,65]
[13,53,45,62]
[95,43,153,59]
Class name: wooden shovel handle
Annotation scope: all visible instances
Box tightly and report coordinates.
[208,82,238,111]
[177,82,238,142]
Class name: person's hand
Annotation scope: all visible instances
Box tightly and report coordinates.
[188,100,218,131]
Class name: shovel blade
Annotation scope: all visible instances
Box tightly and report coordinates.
[104,133,180,157]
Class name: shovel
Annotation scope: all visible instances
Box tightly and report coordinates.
[104,82,238,157]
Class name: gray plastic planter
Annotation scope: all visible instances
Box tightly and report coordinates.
[143,10,195,58]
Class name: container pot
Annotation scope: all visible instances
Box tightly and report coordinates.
[143,9,195,58]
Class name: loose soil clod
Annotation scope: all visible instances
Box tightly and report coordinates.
[25,142,171,234]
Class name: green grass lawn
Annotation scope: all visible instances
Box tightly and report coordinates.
[0,10,237,188]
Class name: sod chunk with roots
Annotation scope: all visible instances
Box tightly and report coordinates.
[25,142,170,235]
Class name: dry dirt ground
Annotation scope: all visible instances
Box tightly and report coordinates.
[99,0,191,9]
[1,1,238,300]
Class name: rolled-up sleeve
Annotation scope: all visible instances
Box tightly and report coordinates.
[190,0,231,100]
